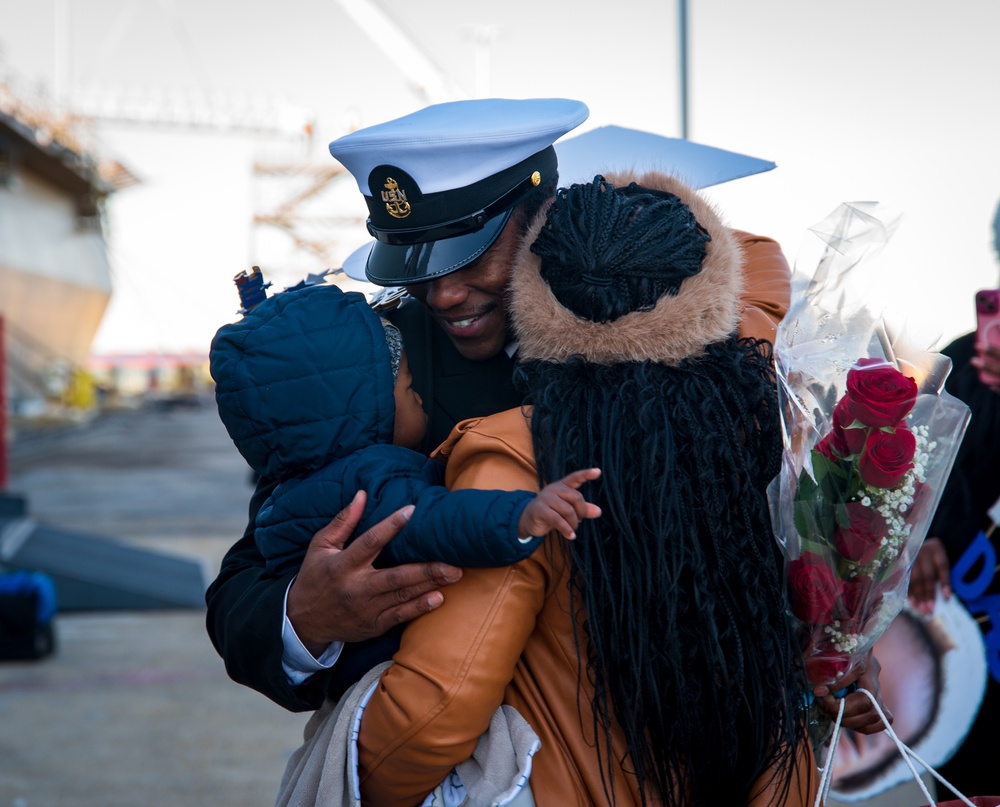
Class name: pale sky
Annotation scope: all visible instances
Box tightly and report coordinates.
[2,0,999,355]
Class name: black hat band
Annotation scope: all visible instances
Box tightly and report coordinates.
[364,146,556,246]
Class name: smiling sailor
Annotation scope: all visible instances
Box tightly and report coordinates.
[328,98,589,452]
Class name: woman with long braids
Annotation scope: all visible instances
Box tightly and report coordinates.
[356,172,819,806]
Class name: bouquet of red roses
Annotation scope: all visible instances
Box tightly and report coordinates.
[768,202,971,688]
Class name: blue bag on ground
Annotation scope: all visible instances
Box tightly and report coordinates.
[0,570,57,661]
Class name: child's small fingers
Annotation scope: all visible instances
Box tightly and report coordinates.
[549,489,601,523]
[556,499,582,529]
[555,516,576,540]
[571,496,601,521]
[551,489,584,516]
[531,511,573,540]
[560,468,602,489]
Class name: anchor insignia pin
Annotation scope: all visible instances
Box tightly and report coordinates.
[381,177,411,219]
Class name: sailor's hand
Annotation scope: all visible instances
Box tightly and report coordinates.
[286,492,462,656]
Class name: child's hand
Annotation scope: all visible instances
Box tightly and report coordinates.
[518,468,602,541]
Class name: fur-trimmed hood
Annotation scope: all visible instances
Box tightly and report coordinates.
[509,170,744,365]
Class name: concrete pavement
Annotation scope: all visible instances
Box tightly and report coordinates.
[1,402,309,807]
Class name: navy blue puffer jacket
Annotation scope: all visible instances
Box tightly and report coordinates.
[210,284,540,576]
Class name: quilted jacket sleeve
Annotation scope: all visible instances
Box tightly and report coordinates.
[352,447,541,568]
[385,485,538,568]
[358,416,546,806]
[254,447,540,577]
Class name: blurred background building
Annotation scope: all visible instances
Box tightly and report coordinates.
[0,82,126,415]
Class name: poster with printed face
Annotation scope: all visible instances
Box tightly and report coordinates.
[828,597,986,800]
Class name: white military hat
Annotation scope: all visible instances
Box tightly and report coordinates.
[328,98,588,286]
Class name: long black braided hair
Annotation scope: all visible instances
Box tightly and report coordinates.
[513,177,807,806]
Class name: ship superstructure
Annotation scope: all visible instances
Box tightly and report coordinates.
[0,83,128,411]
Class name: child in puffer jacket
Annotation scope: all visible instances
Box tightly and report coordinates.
[210,283,600,578]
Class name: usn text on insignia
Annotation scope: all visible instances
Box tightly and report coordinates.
[381,178,411,219]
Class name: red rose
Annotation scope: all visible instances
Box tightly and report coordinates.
[840,574,877,614]
[832,396,867,455]
[845,363,918,428]
[858,427,916,488]
[837,574,883,633]
[787,552,844,624]
[815,433,843,461]
[803,651,851,686]
[833,502,885,565]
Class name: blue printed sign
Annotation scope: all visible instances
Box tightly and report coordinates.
[953,530,1000,683]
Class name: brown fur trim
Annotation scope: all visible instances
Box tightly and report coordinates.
[509,170,744,365]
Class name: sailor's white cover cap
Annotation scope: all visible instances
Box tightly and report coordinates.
[329,98,588,286]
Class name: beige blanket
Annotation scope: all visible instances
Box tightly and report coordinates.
[275,661,538,807]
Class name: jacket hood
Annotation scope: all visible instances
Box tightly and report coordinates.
[210,284,396,479]
[509,170,744,365]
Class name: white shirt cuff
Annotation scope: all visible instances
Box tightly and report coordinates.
[280,577,344,686]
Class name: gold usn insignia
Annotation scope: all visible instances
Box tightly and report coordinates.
[381,177,411,219]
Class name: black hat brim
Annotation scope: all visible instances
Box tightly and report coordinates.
[365,209,512,286]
